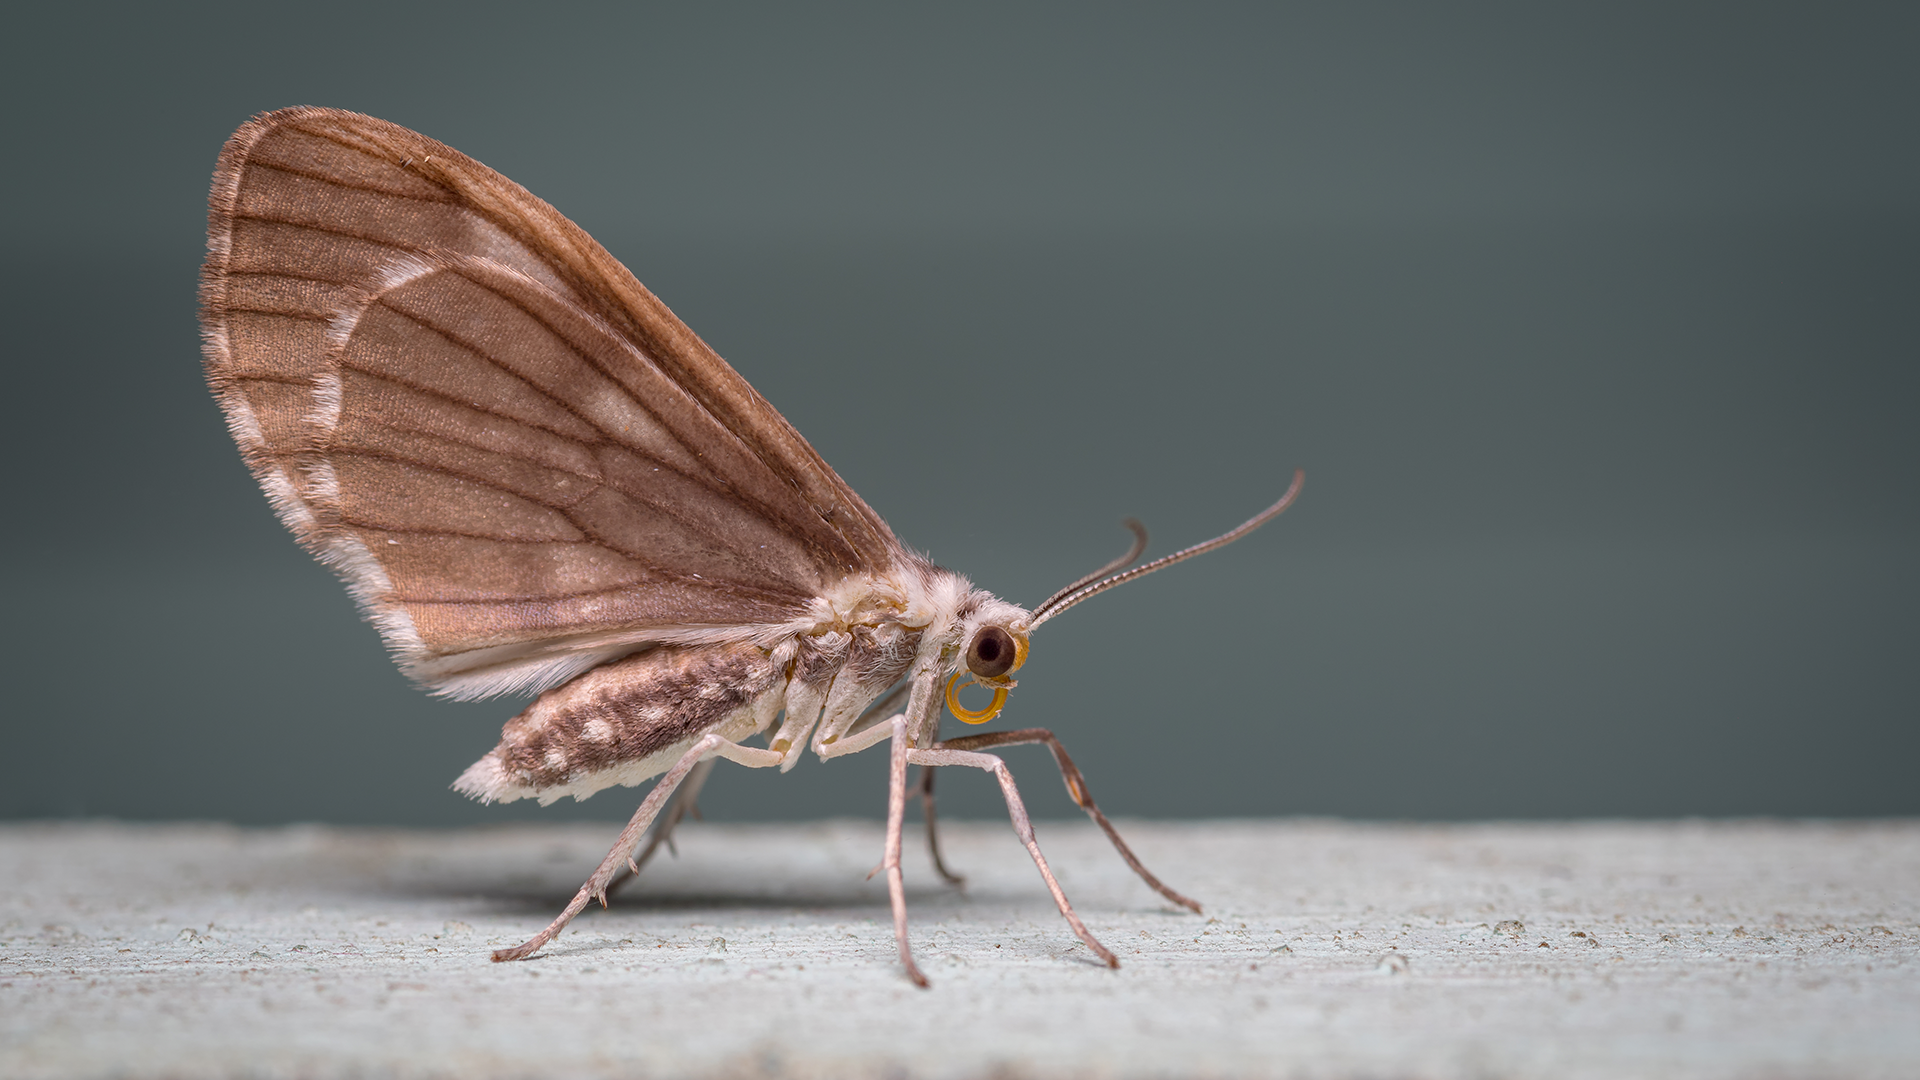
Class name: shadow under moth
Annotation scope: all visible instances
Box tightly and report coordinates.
[198,107,1302,986]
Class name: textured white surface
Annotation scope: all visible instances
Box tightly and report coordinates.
[2,819,1916,1079]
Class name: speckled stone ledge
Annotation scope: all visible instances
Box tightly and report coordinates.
[3,819,1916,1079]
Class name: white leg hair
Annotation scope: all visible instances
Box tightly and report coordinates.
[492,734,783,962]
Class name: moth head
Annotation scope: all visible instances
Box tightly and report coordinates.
[949,595,1031,688]
[943,594,1031,725]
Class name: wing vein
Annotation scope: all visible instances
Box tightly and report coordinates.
[203,108,910,697]
[335,359,606,447]
[363,280,781,518]
[337,374,713,502]
[370,294,648,450]
[230,212,430,255]
[228,268,359,286]
[224,372,317,388]
[244,160,460,206]
[223,307,329,321]
[411,266,844,558]
[331,439,782,585]
[327,447,595,513]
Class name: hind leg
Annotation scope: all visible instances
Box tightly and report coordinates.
[605,757,717,898]
[493,735,781,962]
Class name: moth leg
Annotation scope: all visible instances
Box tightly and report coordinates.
[606,757,717,899]
[914,765,967,888]
[934,728,1201,913]
[907,746,1121,970]
[881,716,931,987]
[492,735,782,962]
[814,704,907,759]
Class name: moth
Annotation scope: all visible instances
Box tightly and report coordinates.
[199,107,1302,986]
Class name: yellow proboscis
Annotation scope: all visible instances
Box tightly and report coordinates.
[945,672,1008,725]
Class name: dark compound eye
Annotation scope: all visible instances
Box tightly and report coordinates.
[966,626,1018,679]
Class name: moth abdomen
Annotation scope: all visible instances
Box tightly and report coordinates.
[453,641,781,806]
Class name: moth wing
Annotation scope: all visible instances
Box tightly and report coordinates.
[200,107,904,699]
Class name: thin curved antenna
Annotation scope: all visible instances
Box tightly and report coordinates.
[1029,469,1304,628]
[1032,518,1149,619]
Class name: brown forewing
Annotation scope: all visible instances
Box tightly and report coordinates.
[200,107,904,696]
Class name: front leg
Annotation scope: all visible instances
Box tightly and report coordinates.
[880,716,929,987]
[934,728,1201,913]
[830,669,942,985]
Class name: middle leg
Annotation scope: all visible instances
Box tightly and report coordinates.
[914,765,967,888]
[492,734,782,962]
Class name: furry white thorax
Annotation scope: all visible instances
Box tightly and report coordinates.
[784,567,1034,768]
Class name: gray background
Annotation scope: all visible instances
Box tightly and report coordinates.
[3,3,1914,826]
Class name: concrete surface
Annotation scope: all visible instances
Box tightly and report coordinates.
[2,818,1915,1079]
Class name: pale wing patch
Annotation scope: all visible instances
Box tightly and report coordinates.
[370,251,441,295]
[371,261,712,479]
[303,458,342,505]
[307,525,429,665]
[214,385,266,456]
[307,371,343,433]
[325,253,436,350]
[256,464,318,535]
